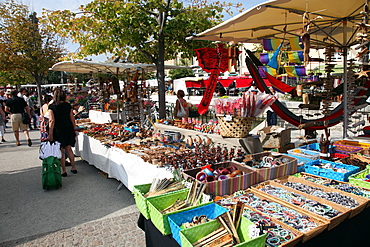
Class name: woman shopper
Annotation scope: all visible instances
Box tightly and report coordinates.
[174,89,189,119]
[48,89,77,177]
[40,94,52,142]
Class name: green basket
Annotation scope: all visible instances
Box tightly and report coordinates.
[147,189,211,235]
[133,183,188,220]
[179,216,266,247]
[349,165,370,189]
[133,183,152,219]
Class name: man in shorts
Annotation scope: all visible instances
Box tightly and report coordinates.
[5,90,32,146]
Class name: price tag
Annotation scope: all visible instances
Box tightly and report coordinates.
[224,115,232,121]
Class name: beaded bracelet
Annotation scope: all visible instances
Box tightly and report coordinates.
[235,192,318,232]
[284,182,359,208]
[243,209,296,247]
[259,185,340,219]
[303,176,370,199]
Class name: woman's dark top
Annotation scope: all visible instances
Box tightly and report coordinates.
[49,102,75,148]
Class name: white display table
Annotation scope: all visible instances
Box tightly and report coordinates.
[88,110,121,124]
[74,133,173,191]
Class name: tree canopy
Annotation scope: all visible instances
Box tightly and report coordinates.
[42,0,241,118]
[0,0,65,105]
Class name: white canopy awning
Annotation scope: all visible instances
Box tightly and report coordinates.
[189,0,364,48]
[51,60,189,74]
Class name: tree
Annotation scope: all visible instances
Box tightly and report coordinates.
[42,0,241,118]
[0,0,65,106]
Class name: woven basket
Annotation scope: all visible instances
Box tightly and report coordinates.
[216,115,255,138]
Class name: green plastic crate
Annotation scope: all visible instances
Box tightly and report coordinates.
[179,216,266,247]
[133,183,152,219]
[147,189,211,235]
[349,166,370,189]
[133,183,188,220]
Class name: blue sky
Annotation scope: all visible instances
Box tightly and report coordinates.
[29,0,267,60]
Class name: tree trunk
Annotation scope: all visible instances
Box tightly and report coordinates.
[157,27,166,119]
[35,74,43,109]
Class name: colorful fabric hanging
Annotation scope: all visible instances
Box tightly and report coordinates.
[263,38,281,51]
[259,66,277,77]
[284,66,307,77]
[289,37,304,50]
[267,43,282,69]
[287,51,304,63]
[259,53,273,64]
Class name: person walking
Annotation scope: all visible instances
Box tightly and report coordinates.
[0,106,5,143]
[4,90,32,146]
[174,89,189,119]
[25,91,37,130]
[48,89,77,177]
[39,94,52,142]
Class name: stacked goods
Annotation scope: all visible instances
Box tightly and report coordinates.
[275,176,368,218]
[349,166,370,189]
[303,159,360,182]
[300,173,370,202]
[253,181,350,230]
[214,91,276,138]
[287,148,320,160]
[182,162,257,196]
[168,203,228,245]
[146,181,211,235]
[133,178,186,219]
[179,212,266,247]
[214,91,276,117]
[242,152,298,183]
[223,190,327,242]
[285,154,315,172]
[242,208,304,247]
[340,156,368,171]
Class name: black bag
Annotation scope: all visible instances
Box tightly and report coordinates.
[22,111,30,124]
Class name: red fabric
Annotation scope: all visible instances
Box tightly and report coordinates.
[265,72,296,93]
[185,80,205,88]
[185,77,271,88]
[195,44,229,115]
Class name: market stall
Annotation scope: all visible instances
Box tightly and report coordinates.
[74,132,173,191]
[88,109,121,124]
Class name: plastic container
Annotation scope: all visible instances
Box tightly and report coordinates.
[285,154,316,173]
[349,166,370,189]
[168,203,228,245]
[304,159,360,182]
[287,148,320,160]
[179,216,266,247]
[146,189,211,235]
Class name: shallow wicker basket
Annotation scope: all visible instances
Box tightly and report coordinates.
[216,115,255,138]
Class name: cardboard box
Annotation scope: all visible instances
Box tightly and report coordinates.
[258,126,291,148]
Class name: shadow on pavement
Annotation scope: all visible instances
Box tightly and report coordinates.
[0,159,136,243]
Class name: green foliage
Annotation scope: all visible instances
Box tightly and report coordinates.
[169,68,194,79]
[0,0,65,86]
[42,0,239,63]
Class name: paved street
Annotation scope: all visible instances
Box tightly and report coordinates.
[0,129,145,247]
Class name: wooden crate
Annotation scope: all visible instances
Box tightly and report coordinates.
[274,175,368,219]
[243,189,328,242]
[252,180,350,230]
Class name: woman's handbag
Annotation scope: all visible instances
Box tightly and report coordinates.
[22,111,30,124]
[39,141,62,160]
[177,99,186,118]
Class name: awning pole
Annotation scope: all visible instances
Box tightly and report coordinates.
[343,19,348,139]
